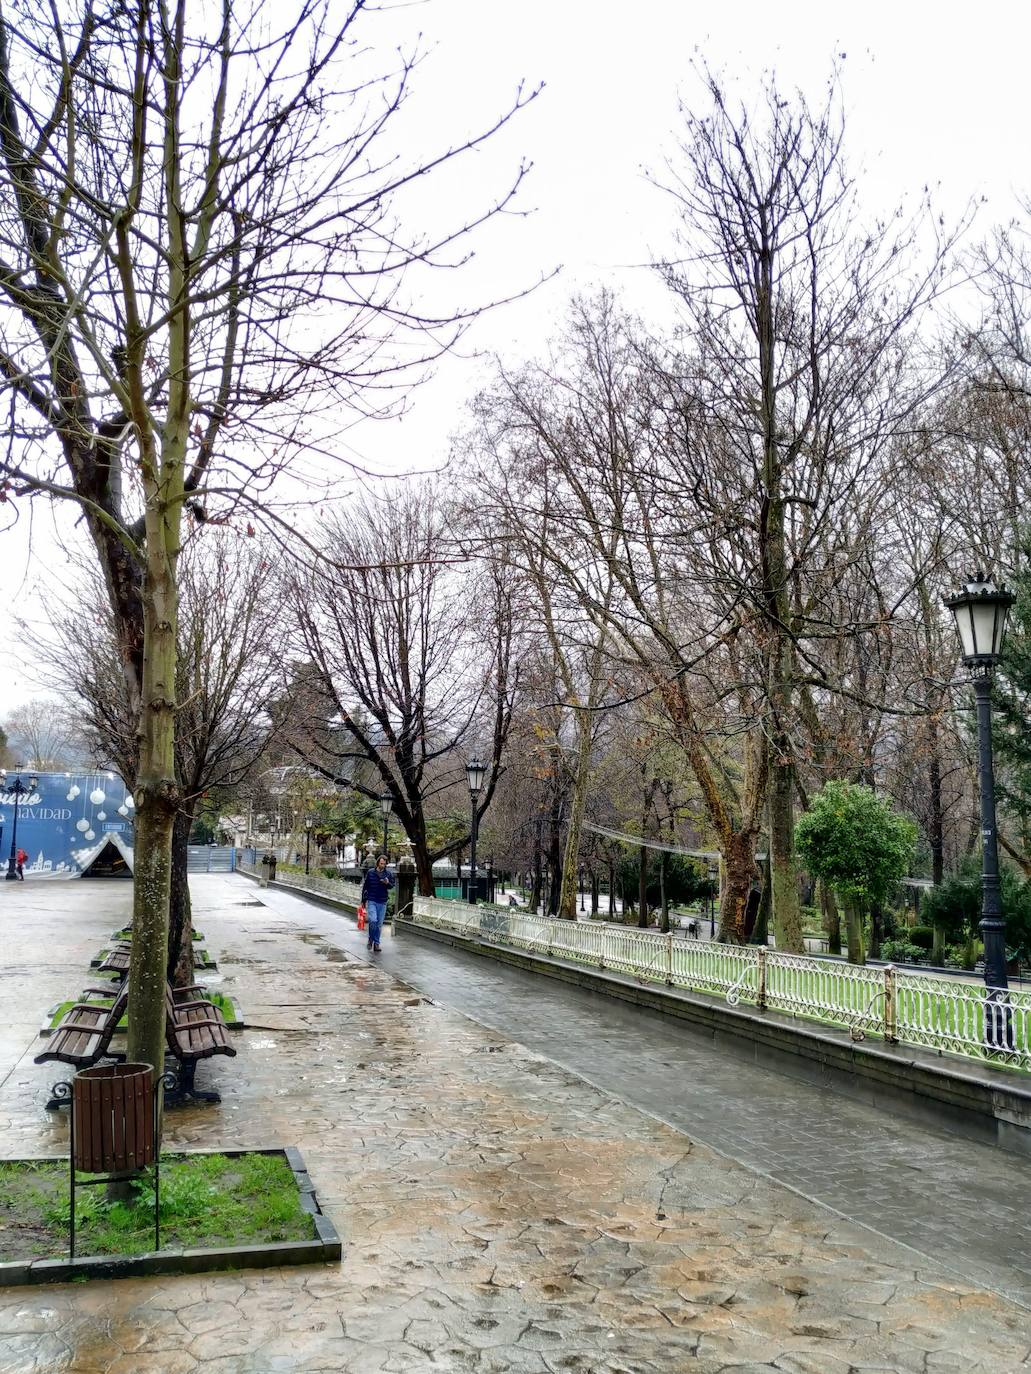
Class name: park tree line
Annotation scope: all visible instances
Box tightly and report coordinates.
[6,22,1031,1130]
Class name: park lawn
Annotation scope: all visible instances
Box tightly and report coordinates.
[48,989,236,1029]
[0,1152,313,1261]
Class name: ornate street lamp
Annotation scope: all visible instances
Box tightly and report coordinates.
[379,793,392,859]
[3,772,38,881]
[465,757,486,905]
[945,572,1016,1042]
[304,814,315,875]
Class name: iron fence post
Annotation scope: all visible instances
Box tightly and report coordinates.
[756,946,767,1010]
[883,963,897,1043]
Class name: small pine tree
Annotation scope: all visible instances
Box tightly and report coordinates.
[795,781,917,965]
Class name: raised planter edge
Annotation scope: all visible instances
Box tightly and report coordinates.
[0,1145,340,1286]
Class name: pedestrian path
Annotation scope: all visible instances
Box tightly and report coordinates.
[0,874,1027,1373]
[260,880,1031,1313]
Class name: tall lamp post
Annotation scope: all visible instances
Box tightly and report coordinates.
[3,772,37,881]
[465,757,485,904]
[945,572,1015,1043]
[304,815,314,875]
[379,793,392,858]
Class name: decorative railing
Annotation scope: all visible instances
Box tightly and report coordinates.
[408,897,1031,1072]
[239,863,362,907]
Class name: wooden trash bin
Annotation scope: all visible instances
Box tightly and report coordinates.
[67,1062,160,1257]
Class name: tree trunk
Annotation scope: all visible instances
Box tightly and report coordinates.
[125,486,183,1096]
[410,842,435,897]
[716,832,760,944]
[167,808,195,987]
[529,832,543,914]
[750,853,771,945]
[869,898,883,961]
[590,872,599,914]
[658,850,669,933]
[756,201,803,956]
[768,743,802,951]
[844,895,866,965]
[608,858,616,915]
[821,880,841,956]
[558,704,596,918]
[638,843,649,928]
[927,726,945,887]
[546,785,562,916]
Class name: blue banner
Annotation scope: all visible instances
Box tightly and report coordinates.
[0,770,134,877]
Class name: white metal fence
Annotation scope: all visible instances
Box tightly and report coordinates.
[239,862,362,907]
[409,895,1031,1073]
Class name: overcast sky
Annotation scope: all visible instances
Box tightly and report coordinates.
[1,0,1029,720]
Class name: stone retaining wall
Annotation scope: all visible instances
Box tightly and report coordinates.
[399,916,1031,1157]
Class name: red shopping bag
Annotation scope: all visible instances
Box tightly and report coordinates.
[357,904,367,931]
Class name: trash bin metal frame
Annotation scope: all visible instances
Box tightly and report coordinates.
[59,1063,175,1258]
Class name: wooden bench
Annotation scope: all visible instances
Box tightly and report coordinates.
[164,984,236,1104]
[36,987,130,1109]
[97,942,132,980]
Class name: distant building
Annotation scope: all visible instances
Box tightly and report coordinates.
[0,770,134,878]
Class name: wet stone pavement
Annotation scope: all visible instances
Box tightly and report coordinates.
[0,877,1028,1373]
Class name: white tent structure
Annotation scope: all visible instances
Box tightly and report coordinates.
[71,831,134,878]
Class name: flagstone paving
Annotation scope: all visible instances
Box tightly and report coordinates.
[0,875,1028,1372]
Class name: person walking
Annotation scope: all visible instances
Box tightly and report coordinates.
[360,855,394,953]
[15,848,27,880]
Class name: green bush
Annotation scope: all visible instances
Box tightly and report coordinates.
[945,941,978,969]
[881,938,924,964]
[908,925,934,951]
[920,869,981,941]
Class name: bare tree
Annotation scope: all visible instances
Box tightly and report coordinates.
[0,0,536,1080]
[651,68,966,950]
[2,698,84,770]
[470,294,771,939]
[39,534,285,982]
[287,484,520,894]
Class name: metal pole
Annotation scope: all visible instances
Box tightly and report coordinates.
[973,675,1011,1047]
[305,828,311,875]
[469,791,479,905]
[382,815,389,858]
[5,779,22,880]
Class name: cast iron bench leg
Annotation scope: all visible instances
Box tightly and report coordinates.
[163,1057,222,1106]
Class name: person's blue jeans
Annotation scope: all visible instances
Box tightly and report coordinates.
[366,900,387,948]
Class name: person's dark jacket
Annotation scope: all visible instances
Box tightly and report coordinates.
[362,867,395,905]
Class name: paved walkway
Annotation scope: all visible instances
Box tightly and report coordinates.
[0,875,1028,1373]
[294,893,1031,1310]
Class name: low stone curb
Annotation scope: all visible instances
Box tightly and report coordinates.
[399,917,1031,1157]
[0,1146,340,1286]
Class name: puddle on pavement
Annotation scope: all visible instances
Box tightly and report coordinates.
[295,931,356,966]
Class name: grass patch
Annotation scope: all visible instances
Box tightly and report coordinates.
[0,1152,314,1261]
[49,989,236,1030]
